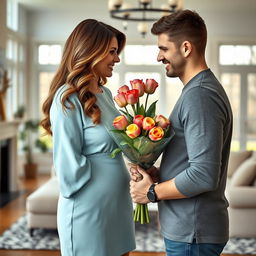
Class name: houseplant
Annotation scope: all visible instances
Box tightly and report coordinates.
[20,119,49,178]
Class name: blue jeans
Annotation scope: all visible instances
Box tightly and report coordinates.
[164,238,226,256]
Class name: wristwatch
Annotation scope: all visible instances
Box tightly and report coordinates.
[147,184,160,203]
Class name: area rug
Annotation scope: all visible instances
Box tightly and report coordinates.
[0,213,256,254]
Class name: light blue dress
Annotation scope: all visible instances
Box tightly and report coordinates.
[50,85,136,256]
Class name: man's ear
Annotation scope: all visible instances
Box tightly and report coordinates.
[181,41,192,57]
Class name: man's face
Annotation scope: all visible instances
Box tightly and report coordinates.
[157,33,185,78]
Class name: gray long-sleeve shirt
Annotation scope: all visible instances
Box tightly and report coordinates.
[159,69,233,243]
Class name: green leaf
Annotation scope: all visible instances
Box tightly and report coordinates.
[110,148,122,158]
[145,100,158,118]
[133,136,156,155]
[110,129,125,134]
[120,141,129,146]
[119,109,133,123]
[137,104,145,116]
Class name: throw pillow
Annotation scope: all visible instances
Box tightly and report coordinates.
[230,158,256,186]
[227,151,252,177]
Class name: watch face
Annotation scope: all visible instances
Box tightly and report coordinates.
[147,190,156,202]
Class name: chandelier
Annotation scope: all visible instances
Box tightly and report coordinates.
[108,0,182,37]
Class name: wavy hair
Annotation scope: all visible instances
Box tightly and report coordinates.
[41,19,126,135]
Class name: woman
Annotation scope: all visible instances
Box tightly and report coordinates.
[41,19,135,256]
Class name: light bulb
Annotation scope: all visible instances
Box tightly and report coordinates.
[137,22,148,34]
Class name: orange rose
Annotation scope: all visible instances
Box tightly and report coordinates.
[114,92,127,107]
[145,79,159,94]
[126,124,141,139]
[125,89,139,105]
[113,115,129,130]
[149,126,164,141]
[155,115,170,129]
[142,117,155,131]
[118,85,130,94]
[130,79,145,97]
[133,115,144,128]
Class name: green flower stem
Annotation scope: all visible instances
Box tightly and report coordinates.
[124,106,129,117]
[136,98,140,114]
[145,204,150,223]
[132,105,137,116]
[133,206,137,221]
[145,94,149,113]
[141,204,144,224]
[134,203,150,224]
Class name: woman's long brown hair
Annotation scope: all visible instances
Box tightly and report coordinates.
[41,19,126,135]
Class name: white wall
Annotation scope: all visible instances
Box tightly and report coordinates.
[26,2,256,70]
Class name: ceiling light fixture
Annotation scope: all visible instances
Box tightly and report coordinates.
[108,0,182,37]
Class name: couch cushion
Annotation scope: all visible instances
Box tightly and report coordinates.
[230,158,256,186]
[26,177,59,214]
[251,151,256,160]
[227,151,252,177]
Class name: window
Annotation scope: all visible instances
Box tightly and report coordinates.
[6,36,25,118]
[37,43,62,118]
[106,72,120,93]
[38,44,62,65]
[165,78,183,115]
[37,44,62,148]
[221,73,241,151]
[219,45,256,65]
[124,45,160,65]
[7,0,18,31]
[219,43,256,151]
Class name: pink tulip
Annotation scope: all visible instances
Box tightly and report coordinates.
[155,115,170,129]
[145,79,159,94]
[133,115,144,128]
[142,117,155,131]
[114,92,128,108]
[126,124,141,139]
[113,115,129,130]
[130,79,145,97]
[118,85,130,94]
[149,126,164,141]
[125,89,139,105]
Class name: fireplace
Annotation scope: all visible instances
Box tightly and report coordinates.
[0,139,10,192]
[0,120,20,193]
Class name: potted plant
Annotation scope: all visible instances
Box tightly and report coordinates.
[20,119,49,178]
[14,105,26,119]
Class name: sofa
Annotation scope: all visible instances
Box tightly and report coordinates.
[226,150,256,237]
[26,152,256,237]
[26,167,58,235]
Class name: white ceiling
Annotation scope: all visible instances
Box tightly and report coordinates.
[16,0,256,43]
[17,0,256,13]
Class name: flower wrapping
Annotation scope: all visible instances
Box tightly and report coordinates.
[109,78,175,224]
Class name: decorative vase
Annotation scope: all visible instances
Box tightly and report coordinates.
[24,163,38,179]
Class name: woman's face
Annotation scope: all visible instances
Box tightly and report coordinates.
[94,37,120,78]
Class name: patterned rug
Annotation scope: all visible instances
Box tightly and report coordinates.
[0,213,256,254]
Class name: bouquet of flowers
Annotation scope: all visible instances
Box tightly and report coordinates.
[110,78,175,224]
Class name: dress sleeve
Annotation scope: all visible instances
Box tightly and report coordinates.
[50,90,92,198]
[174,87,227,197]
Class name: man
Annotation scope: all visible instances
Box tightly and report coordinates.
[130,10,233,256]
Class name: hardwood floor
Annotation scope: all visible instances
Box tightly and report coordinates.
[0,175,252,256]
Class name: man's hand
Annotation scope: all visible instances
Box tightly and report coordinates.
[130,167,153,204]
[147,166,160,183]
